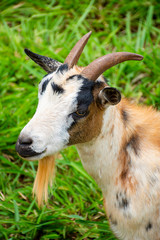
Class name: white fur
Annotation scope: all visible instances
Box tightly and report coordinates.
[19,72,83,160]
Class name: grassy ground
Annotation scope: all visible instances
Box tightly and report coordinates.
[0,0,160,239]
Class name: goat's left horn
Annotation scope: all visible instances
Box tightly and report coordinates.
[81,52,143,81]
[64,31,92,69]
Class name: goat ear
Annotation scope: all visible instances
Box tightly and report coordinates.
[24,48,62,73]
[98,87,121,107]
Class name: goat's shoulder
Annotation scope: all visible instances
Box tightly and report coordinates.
[118,98,160,150]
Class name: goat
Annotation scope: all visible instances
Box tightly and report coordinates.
[16,31,160,240]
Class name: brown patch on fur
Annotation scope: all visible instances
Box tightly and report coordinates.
[118,129,139,192]
[68,82,106,145]
[119,146,138,192]
[119,145,130,181]
[33,155,55,207]
[68,102,104,145]
[117,98,160,192]
[119,99,160,151]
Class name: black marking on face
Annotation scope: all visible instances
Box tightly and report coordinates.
[146,222,152,231]
[116,192,129,210]
[67,75,95,124]
[74,77,94,117]
[77,79,94,106]
[67,74,89,82]
[122,109,128,124]
[41,79,50,94]
[67,76,106,138]
[56,64,68,74]
[127,134,140,156]
[51,82,64,94]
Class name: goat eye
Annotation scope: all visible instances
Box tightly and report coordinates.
[72,109,88,119]
[75,110,87,116]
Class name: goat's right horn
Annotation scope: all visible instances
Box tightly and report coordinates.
[24,48,62,73]
[81,52,143,81]
[64,31,92,69]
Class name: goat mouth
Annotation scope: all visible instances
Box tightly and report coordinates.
[16,141,46,159]
[20,149,46,159]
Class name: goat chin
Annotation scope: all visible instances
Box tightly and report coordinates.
[33,155,56,207]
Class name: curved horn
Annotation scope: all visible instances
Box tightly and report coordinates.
[81,52,143,81]
[64,31,92,69]
[24,48,62,73]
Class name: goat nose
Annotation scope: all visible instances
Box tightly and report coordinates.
[19,136,33,146]
[16,135,39,158]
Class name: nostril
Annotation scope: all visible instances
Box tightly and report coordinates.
[19,137,33,146]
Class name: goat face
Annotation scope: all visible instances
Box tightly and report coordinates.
[16,63,121,160]
[16,32,143,161]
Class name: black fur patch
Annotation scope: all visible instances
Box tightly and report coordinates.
[56,64,68,74]
[67,74,84,81]
[41,79,50,94]
[116,192,129,209]
[146,222,152,231]
[66,75,95,128]
[76,77,94,108]
[51,82,64,94]
[122,109,128,124]
[127,134,140,156]
[67,75,105,129]
[67,75,95,109]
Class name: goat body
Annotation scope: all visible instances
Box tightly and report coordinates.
[77,98,160,240]
[16,32,160,240]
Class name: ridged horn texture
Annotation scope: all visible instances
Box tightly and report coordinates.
[64,31,92,69]
[24,48,62,73]
[81,52,144,81]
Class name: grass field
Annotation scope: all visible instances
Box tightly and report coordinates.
[0,0,160,239]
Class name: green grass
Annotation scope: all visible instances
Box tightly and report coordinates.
[0,0,160,239]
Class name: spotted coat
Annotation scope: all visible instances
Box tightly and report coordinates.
[16,60,160,240]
